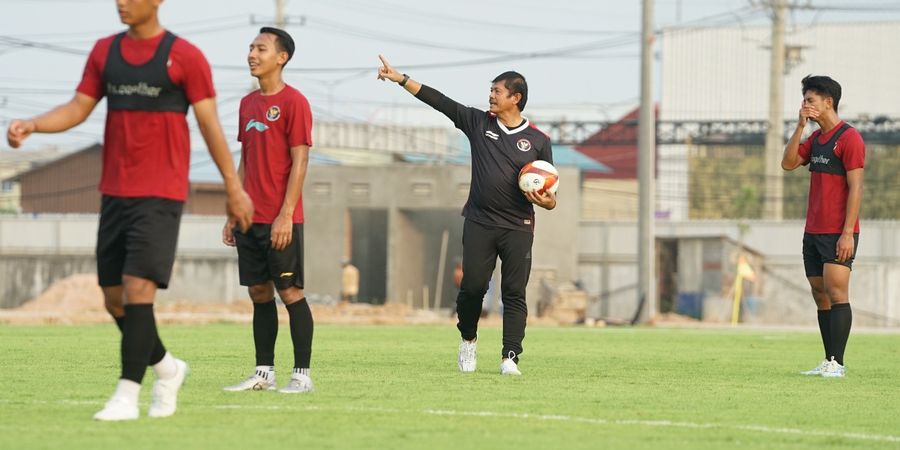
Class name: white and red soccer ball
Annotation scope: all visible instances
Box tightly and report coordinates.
[518,160,559,195]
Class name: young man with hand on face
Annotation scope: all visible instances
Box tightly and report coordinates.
[782,75,865,378]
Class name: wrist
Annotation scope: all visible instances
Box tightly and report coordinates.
[398,74,409,87]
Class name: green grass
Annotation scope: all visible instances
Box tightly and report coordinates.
[2,324,899,450]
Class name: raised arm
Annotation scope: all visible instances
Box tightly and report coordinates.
[6,93,99,148]
[193,97,254,232]
[377,54,480,133]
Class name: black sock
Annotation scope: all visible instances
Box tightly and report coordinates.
[113,314,167,366]
[816,309,832,360]
[121,304,158,383]
[253,299,279,367]
[829,303,852,366]
[286,298,313,370]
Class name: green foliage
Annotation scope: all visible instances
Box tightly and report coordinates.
[688,144,900,220]
[2,324,900,450]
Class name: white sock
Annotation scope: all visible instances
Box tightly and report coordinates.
[114,379,141,404]
[255,365,275,381]
[152,352,178,380]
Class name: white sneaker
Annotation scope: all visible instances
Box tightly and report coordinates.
[820,358,846,378]
[223,367,277,392]
[500,358,522,376]
[800,360,829,376]
[278,373,314,394]
[148,358,189,418]
[458,339,477,373]
[93,395,139,421]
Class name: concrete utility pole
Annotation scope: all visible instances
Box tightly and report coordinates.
[275,0,286,28]
[637,0,656,323]
[763,0,786,220]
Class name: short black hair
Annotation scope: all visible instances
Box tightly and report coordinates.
[801,74,842,113]
[492,71,528,111]
[259,27,295,66]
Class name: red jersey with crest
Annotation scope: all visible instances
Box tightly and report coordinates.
[237,85,313,224]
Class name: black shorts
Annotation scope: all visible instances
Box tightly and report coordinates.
[96,195,184,289]
[234,223,304,290]
[802,232,859,277]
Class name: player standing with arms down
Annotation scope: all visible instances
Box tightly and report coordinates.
[782,75,865,378]
[222,28,315,394]
[6,0,254,420]
[377,55,556,376]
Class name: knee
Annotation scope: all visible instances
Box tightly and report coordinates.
[279,287,305,305]
[248,284,275,303]
[824,285,847,303]
[104,296,124,316]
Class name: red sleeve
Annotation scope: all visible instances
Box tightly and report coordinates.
[76,37,114,100]
[237,97,245,143]
[288,92,313,148]
[837,129,865,170]
[169,38,216,104]
[797,131,818,164]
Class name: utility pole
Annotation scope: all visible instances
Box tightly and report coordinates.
[637,0,656,323]
[275,0,286,28]
[763,0,786,220]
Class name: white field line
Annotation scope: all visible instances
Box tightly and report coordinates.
[3,399,899,444]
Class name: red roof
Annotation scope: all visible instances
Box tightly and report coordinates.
[575,107,656,180]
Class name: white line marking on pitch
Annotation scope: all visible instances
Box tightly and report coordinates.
[4,399,898,443]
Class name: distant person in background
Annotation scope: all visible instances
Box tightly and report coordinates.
[222,27,315,394]
[5,0,253,421]
[341,259,360,304]
[782,75,865,378]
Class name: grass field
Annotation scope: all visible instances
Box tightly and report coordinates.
[2,324,899,450]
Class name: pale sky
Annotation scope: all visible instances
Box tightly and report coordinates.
[1,0,898,154]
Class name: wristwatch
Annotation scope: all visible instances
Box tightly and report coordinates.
[399,74,409,87]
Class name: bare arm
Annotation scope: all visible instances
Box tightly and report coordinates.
[193,97,254,231]
[6,93,99,148]
[836,168,864,262]
[271,145,310,251]
[782,103,817,171]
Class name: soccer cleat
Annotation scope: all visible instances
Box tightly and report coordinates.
[148,358,189,418]
[223,367,277,392]
[278,373,314,394]
[93,395,139,421]
[800,360,829,376]
[458,339,477,373]
[500,358,522,376]
[820,358,846,378]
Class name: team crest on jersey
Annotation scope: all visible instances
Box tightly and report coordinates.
[266,106,281,122]
[516,139,532,152]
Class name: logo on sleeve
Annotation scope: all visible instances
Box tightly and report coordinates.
[266,106,281,122]
[245,119,269,133]
[485,130,499,140]
[516,139,532,152]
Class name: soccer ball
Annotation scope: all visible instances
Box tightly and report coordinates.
[518,160,559,195]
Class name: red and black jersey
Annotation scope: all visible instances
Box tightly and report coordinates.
[415,85,553,233]
[798,120,865,234]
[238,85,313,224]
[77,30,216,201]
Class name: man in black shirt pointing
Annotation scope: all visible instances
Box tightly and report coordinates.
[378,55,556,376]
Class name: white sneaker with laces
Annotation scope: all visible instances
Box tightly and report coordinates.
[500,358,522,376]
[148,358,189,418]
[223,367,277,392]
[820,358,846,378]
[458,339,477,373]
[93,395,139,421]
[800,359,829,376]
[278,373,314,394]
